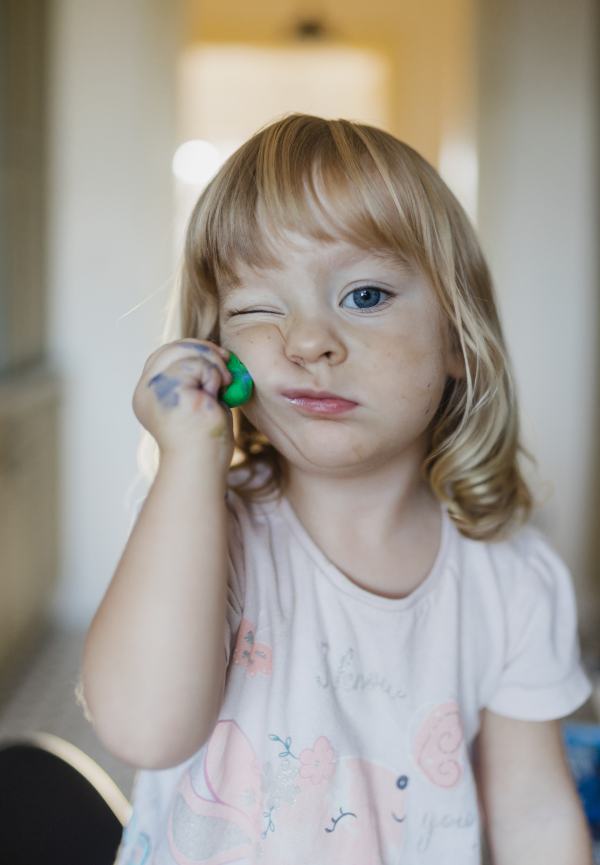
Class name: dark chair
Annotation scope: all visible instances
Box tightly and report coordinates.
[0,732,131,865]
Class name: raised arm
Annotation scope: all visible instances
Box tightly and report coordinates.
[82,340,234,770]
[476,708,593,865]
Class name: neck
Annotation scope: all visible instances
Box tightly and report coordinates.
[283,437,435,541]
[280,439,442,598]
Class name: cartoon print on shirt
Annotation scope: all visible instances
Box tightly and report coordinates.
[168,721,409,865]
[168,720,261,865]
[393,775,409,822]
[125,831,151,865]
[267,733,298,760]
[298,736,336,784]
[413,701,465,790]
[261,757,301,815]
[316,643,406,701]
[232,617,273,678]
[325,806,357,832]
[120,809,152,865]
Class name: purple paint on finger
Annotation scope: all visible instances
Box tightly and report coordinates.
[184,343,212,354]
[149,373,180,408]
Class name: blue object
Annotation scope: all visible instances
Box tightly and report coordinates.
[563,723,600,859]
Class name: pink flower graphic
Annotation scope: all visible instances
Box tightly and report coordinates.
[232,618,272,678]
[299,736,336,785]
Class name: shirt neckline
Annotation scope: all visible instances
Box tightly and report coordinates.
[275,494,454,611]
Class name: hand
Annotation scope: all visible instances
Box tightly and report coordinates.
[133,339,235,463]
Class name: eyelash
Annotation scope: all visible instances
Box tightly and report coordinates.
[340,286,393,313]
[228,307,282,316]
[227,286,394,317]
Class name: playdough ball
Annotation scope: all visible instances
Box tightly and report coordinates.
[219,352,253,407]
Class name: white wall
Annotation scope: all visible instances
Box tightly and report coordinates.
[478,0,599,629]
[47,0,178,626]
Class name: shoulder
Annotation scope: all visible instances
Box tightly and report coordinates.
[226,464,279,515]
[485,525,574,609]
[225,471,285,558]
[223,479,284,623]
[226,480,281,528]
[490,522,564,570]
[453,519,573,602]
[457,521,580,666]
[448,520,581,656]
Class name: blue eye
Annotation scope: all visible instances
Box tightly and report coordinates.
[341,287,387,310]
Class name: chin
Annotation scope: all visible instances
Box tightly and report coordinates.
[278,425,382,474]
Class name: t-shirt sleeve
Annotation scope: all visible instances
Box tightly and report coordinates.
[485,531,591,721]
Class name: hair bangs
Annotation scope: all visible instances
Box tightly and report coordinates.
[190,116,419,292]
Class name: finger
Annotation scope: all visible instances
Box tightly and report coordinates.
[144,341,231,385]
[147,357,222,409]
[144,340,226,371]
[183,357,223,399]
[179,339,230,361]
[176,342,232,383]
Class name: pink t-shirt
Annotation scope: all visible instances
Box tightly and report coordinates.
[117,489,590,865]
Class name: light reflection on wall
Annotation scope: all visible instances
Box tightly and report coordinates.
[438,137,478,223]
[173,43,392,257]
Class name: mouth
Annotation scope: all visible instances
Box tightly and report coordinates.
[281,389,359,415]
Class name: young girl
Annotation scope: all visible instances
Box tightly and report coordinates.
[83,115,593,865]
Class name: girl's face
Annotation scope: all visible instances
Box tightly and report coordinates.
[218,235,462,476]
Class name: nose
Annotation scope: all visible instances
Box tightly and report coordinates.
[284,315,347,367]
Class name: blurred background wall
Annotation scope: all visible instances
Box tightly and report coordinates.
[47,0,178,626]
[478,0,599,635]
[0,0,59,676]
[0,0,598,670]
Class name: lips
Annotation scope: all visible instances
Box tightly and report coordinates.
[282,389,358,415]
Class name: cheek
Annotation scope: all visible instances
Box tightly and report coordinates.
[372,324,449,403]
[224,323,283,373]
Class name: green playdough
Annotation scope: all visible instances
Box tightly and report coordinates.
[219,352,253,407]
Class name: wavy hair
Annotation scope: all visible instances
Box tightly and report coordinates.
[156,114,532,540]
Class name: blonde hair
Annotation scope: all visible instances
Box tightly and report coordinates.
[159,114,532,541]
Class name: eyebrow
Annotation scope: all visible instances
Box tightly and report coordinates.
[217,246,415,299]
[367,248,415,271]
[218,281,240,299]
[217,264,283,299]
